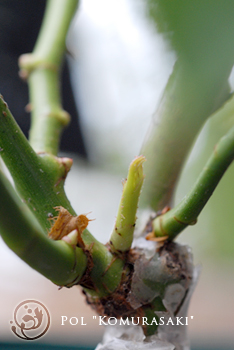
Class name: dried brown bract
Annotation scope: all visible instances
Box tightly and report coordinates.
[48,206,91,246]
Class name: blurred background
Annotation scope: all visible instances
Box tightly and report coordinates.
[0,0,234,349]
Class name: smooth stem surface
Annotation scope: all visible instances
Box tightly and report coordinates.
[0,170,87,286]
[140,61,231,212]
[152,124,234,239]
[109,156,145,253]
[28,69,69,155]
[19,0,78,154]
[33,0,78,65]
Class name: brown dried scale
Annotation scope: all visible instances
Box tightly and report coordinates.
[48,206,91,245]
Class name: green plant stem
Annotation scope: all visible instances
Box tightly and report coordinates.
[0,0,102,270]
[12,0,80,228]
[0,96,126,292]
[109,156,145,253]
[0,146,124,291]
[27,69,69,155]
[0,0,126,294]
[0,95,74,231]
[0,170,87,286]
[0,0,80,231]
[139,61,231,212]
[81,230,125,297]
[19,0,78,155]
[152,124,234,240]
[12,0,81,230]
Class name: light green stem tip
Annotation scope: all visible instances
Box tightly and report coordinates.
[109,156,146,253]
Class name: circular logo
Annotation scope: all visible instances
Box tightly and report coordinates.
[10,300,50,340]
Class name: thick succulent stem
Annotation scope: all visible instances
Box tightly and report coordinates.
[150,123,234,240]
[0,162,124,291]
[139,62,231,212]
[0,0,79,230]
[0,95,74,230]
[81,230,125,297]
[0,0,125,294]
[19,0,78,155]
[0,170,87,286]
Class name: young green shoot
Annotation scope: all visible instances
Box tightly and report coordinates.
[109,156,145,253]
